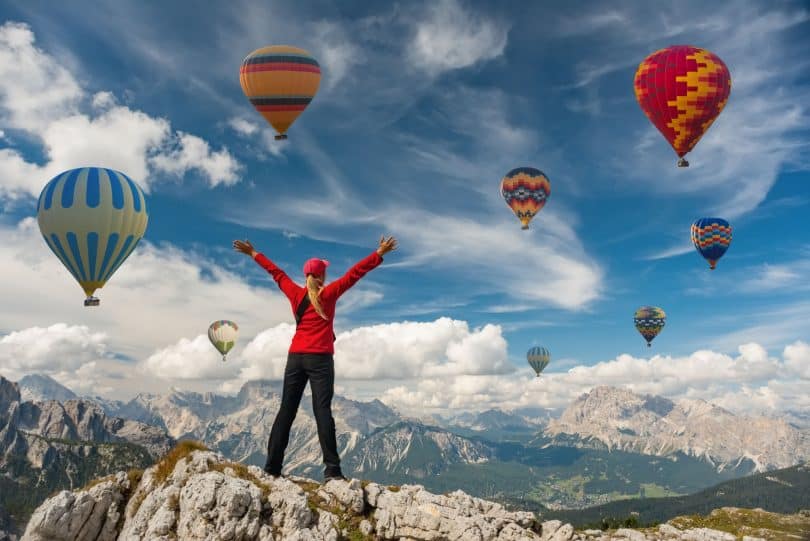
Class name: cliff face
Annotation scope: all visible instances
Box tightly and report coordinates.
[21,446,808,541]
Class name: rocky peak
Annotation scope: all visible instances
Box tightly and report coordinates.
[18,374,77,403]
[546,386,810,472]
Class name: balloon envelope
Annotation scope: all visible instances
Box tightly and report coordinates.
[634,306,666,347]
[501,167,551,229]
[37,167,148,305]
[691,218,732,270]
[208,320,239,361]
[634,45,731,166]
[527,346,550,376]
[239,45,321,139]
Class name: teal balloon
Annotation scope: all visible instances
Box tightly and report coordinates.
[527,346,550,377]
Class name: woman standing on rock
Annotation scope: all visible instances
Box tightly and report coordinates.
[233,235,398,482]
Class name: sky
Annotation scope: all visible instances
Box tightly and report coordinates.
[0,0,808,419]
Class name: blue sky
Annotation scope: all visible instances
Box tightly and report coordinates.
[0,0,808,415]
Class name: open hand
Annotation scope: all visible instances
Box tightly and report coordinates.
[376,235,397,257]
[233,239,257,258]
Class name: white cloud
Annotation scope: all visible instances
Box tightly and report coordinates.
[784,340,810,379]
[0,21,82,132]
[228,117,259,136]
[334,318,511,379]
[223,317,512,385]
[311,21,363,90]
[150,132,241,187]
[409,0,509,74]
[91,91,116,110]
[0,21,241,199]
[379,341,809,417]
[0,323,109,380]
[140,334,235,381]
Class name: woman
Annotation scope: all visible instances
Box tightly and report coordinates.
[233,235,397,482]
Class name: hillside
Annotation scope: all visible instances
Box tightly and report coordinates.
[544,462,810,528]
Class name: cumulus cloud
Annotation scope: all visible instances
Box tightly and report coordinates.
[0,21,240,198]
[228,117,259,136]
[409,0,509,74]
[150,132,241,187]
[140,334,235,380]
[380,341,809,417]
[0,323,109,378]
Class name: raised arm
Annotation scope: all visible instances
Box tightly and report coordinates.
[325,236,397,299]
[233,239,300,301]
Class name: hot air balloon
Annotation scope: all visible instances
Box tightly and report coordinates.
[208,320,239,362]
[239,45,321,140]
[527,346,550,377]
[634,45,731,167]
[37,167,149,306]
[501,167,551,230]
[634,306,666,347]
[691,218,732,270]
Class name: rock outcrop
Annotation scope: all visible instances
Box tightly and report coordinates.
[22,446,804,541]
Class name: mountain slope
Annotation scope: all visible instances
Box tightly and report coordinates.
[545,386,810,473]
[545,463,810,527]
[105,379,402,476]
[0,376,173,536]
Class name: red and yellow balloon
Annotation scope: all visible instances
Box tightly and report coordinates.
[239,45,321,140]
[634,45,731,167]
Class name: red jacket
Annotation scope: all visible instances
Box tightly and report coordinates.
[253,251,383,354]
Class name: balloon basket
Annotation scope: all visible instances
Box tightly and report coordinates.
[677,158,689,167]
[521,224,529,230]
[275,134,288,141]
[647,343,651,348]
[84,296,100,307]
[221,356,227,362]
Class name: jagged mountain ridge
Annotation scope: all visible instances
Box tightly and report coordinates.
[344,420,494,478]
[99,379,402,476]
[0,376,172,537]
[544,386,810,473]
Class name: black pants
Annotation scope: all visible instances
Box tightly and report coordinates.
[265,352,342,477]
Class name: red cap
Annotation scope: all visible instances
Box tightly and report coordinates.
[303,258,329,276]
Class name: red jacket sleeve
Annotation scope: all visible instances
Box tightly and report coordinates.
[253,253,300,303]
[323,251,383,301]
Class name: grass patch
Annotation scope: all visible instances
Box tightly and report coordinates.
[153,440,209,486]
[670,508,810,540]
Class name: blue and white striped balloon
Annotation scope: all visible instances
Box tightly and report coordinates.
[37,167,149,306]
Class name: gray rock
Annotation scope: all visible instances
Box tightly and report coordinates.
[612,528,646,541]
[741,537,766,541]
[359,519,374,535]
[21,471,129,541]
[548,523,574,540]
[658,524,681,537]
[317,478,364,514]
[679,528,736,541]
[541,519,562,540]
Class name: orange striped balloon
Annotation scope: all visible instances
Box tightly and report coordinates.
[239,45,321,140]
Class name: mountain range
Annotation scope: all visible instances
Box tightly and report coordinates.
[4,372,809,535]
[544,386,810,473]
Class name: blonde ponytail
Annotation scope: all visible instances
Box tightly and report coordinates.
[306,274,328,320]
